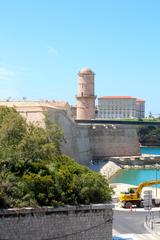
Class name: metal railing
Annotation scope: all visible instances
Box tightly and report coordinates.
[146,211,160,233]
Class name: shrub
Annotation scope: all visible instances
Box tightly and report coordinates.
[0,107,112,208]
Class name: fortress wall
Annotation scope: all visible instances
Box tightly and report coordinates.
[1,102,140,165]
[0,205,113,240]
[48,109,92,165]
[75,124,92,165]
[48,108,78,160]
[19,107,140,165]
[20,111,45,127]
[10,105,90,165]
[89,125,140,159]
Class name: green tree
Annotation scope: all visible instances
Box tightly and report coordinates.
[0,106,112,208]
[138,125,160,146]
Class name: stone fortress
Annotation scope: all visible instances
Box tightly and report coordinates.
[0,67,115,240]
[0,67,140,165]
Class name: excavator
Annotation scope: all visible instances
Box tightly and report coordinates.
[118,180,160,208]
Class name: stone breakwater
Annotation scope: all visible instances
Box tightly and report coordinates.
[100,161,121,179]
[0,204,113,240]
[105,155,160,166]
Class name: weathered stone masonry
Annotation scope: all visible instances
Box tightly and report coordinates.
[0,101,140,165]
[0,204,113,240]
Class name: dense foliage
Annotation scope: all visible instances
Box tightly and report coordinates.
[0,106,112,208]
[138,126,160,146]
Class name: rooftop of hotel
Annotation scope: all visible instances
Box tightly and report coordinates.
[99,96,145,101]
[136,98,145,102]
[99,96,135,99]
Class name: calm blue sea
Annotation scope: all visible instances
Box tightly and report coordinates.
[141,146,160,155]
[110,168,160,187]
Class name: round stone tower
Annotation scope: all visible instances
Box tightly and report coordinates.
[76,67,96,120]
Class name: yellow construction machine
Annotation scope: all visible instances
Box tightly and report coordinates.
[118,180,160,208]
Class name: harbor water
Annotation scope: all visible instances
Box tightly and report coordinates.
[109,168,160,187]
[141,146,160,155]
[90,146,160,187]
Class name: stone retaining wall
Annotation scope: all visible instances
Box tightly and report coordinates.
[0,204,113,240]
[108,156,160,166]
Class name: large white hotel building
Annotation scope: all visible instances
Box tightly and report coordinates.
[98,96,145,119]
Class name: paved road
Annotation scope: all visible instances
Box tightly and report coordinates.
[113,210,147,234]
[113,210,158,240]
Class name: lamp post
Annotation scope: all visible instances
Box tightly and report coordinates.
[155,163,159,197]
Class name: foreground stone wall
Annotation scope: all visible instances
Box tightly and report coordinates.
[0,204,113,240]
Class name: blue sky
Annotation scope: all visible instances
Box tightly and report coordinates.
[0,0,160,115]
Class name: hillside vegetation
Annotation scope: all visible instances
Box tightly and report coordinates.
[0,106,112,208]
[138,126,160,146]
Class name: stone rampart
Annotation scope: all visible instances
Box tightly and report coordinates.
[23,108,141,165]
[0,102,141,165]
[0,204,113,240]
[75,124,93,165]
[89,124,140,160]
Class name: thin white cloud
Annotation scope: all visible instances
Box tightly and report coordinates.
[0,67,16,79]
[47,46,59,56]
[0,63,31,98]
[0,64,21,98]
[0,62,29,81]
[0,62,27,73]
[0,88,19,99]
